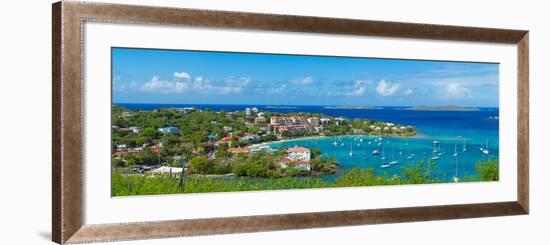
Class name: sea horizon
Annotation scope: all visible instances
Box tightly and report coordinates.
[114,102,499,110]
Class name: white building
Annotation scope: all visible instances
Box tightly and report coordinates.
[320,118,331,125]
[129,126,141,134]
[277,158,311,171]
[116,144,127,151]
[150,166,184,175]
[287,147,311,162]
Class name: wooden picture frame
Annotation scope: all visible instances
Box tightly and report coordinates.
[52,1,529,244]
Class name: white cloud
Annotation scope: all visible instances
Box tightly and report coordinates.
[290,76,314,85]
[140,74,252,95]
[226,76,251,87]
[270,84,287,94]
[346,80,372,96]
[403,88,413,96]
[142,76,189,93]
[192,76,248,94]
[173,72,191,80]
[376,80,400,96]
[442,83,473,98]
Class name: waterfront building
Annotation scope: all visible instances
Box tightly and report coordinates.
[276,158,311,171]
[151,166,184,175]
[270,116,295,125]
[287,147,311,162]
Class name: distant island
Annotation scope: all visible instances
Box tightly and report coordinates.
[324,106,382,110]
[402,106,480,111]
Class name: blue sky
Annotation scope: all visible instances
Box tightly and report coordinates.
[112,47,499,107]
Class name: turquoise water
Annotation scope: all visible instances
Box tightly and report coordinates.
[269,134,498,181]
[118,104,499,182]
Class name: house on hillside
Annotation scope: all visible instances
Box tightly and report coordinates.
[158,126,180,135]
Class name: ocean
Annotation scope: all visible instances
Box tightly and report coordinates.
[116,103,499,181]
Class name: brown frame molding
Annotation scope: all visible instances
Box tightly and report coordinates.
[52,1,529,244]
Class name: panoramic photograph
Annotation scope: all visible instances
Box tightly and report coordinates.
[111,47,499,196]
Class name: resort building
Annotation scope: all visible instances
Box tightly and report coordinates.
[270,116,296,125]
[287,147,311,162]
[269,116,319,136]
[271,125,308,136]
[158,126,181,135]
[223,126,233,132]
[307,117,320,127]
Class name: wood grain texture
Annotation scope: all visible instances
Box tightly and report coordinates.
[517,33,530,213]
[52,1,529,244]
[66,202,526,244]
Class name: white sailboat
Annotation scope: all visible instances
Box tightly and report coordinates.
[389,143,399,165]
[380,146,390,168]
[349,142,353,157]
[462,138,467,152]
[453,150,460,182]
[431,140,440,160]
[453,143,458,157]
[482,138,489,154]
